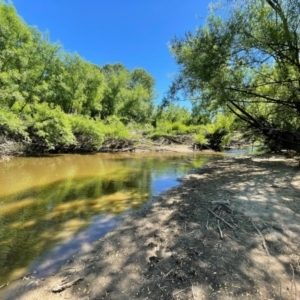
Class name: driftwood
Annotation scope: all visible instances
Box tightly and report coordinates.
[162,268,176,281]
[217,220,224,239]
[172,287,190,296]
[207,208,235,229]
[211,200,230,205]
[250,220,270,255]
[52,277,84,293]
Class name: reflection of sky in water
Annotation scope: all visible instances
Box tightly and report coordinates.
[152,176,180,195]
[225,146,259,156]
[150,157,212,195]
[29,215,119,278]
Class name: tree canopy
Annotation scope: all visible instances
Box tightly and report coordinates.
[170,0,300,152]
[0,1,156,152]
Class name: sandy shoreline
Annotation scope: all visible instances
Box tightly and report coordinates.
[3,154,300,300]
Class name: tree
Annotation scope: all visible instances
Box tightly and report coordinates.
[118,68,155,123]
[101,63,155,123]
[158,103,191,124]
[53,55,105,116]
[170,0,300,152]
[101,63,131,119]
[0,2,34,109]
[0,1,158,154]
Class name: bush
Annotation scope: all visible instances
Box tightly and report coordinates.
[0,108,28,140]
[70,115,104,150]
[193,114,236,150]
[103,116,130,139]
[25,103,76,150]
[127,122,154,136]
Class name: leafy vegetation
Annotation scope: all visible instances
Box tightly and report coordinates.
[169,0,300,153]
[0,1,156,154]
[6,0,297,155]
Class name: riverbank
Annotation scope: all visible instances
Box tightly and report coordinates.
[0,138,196,160]
[3,154,300,300]
[0,132,248,159]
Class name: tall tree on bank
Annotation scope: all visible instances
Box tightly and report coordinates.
[170,0,300,152]
[0,1,156,153]
[101,63,155,123]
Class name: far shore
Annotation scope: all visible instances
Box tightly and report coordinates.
[1,142,250,160]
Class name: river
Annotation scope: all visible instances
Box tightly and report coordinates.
[0,151,227,294]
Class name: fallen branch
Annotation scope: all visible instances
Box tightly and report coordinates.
[157,283,165,292]
[217,220,223,239]
[211,200,230,205]
[52,277,84,293]
[250,220,269,255]
[207,208,235,229]
[219,203,233,214]
[172,286,190,296]
[230,217,240,228]
[162,268,176,281]
[186,230,198,235]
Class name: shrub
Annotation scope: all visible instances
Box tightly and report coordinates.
[70,115,104,150]
[25,103,75,150]
[0,108,28,139]
[103,115,130,139]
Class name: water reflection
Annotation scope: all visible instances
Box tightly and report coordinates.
[225,146,260,156]
[30,214,119,278]
[0,152,220,291]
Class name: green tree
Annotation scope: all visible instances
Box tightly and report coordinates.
[0,2,33,109]
[118,68,155,123]
[159,103,191,124]
[0,1,158,154]
[170,0,300,152]
[101,63,131,118]
[101,64,155,123]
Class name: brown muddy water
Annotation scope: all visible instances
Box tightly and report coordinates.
[0,152,224,295]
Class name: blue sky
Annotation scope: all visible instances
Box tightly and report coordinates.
[12,0,212,105]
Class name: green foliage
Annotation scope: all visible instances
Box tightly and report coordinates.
[103,116,130,139]
[101,64,155,123]
[170,122,187,133]
[0,108,28,139]
[70,115,104,150]
[149,103,196,138]
[25,103,75,150]
[192,113,235,150]
[155,103,191,124]
[0,1,157,153]
[208,113,235,134]
[194,134,209,146]
[127,122,154,137]
[170,0,300,152]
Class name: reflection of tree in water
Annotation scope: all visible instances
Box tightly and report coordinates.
[0,153,214,285]
[0,172,150,284]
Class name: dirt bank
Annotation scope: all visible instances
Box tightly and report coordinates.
[3,154,300,300]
